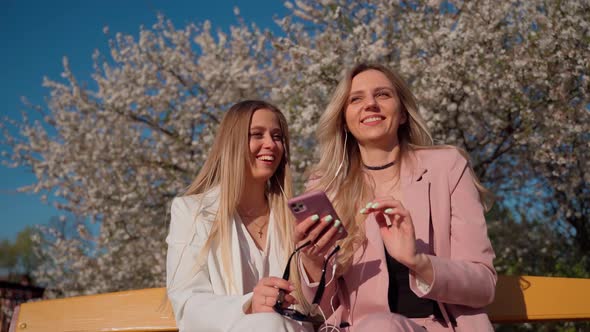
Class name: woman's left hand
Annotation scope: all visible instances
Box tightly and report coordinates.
[362,197,434,284]
[362,197,418,268]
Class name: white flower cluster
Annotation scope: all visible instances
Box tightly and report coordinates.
[1,0,588,296]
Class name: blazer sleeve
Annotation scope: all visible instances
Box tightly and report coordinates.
[166,197,252,332]
[411,150,497,308]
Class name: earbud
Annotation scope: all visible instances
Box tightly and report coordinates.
[331,250,338,276]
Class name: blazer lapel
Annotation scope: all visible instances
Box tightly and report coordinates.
[401,153,431,254]
[198,188,246,295]
[208,210,244,295]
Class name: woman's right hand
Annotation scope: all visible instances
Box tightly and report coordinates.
[293,214,343,282]
[249,277,297,314]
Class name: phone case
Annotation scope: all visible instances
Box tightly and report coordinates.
[288,191,348,238]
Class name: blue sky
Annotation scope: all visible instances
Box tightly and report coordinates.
[0,0,289,241]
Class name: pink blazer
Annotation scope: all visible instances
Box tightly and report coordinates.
[303,148,497,331]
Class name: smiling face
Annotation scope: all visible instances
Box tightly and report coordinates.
[246,108,285,184]
[344,69,407,148]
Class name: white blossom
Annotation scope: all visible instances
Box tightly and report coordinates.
[1,0,588,297]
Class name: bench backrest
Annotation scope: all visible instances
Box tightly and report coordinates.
[11,275,590,331]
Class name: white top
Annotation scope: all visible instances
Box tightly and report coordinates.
[235,213,271,293]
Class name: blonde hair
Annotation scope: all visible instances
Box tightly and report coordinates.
[309,63,493,274]
[184,100,294,293]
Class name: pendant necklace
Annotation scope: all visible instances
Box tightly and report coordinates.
[252,218,268,238]
[239,206,269,238]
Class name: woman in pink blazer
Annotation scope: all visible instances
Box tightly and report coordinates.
[292,63,497,331]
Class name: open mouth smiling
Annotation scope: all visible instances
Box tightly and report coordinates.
[256,154,275,162]
[361,115,385,124]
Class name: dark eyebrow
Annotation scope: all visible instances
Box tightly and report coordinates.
[349,86,395,95]
[250,126,282,133]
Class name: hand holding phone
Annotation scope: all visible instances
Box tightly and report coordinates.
[288,191,346,284]
[288,191,348,241]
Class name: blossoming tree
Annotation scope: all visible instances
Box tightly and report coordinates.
[1,0,588,298]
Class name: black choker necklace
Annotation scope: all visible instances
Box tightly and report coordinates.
[363,160,396,171]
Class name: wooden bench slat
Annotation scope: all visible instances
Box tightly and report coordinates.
[15,288,176,332]
[487,275,590,323]
[13,275,590,331]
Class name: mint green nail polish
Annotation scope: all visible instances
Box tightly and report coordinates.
[371,203,380,209]
[366,202,373,208]
[360,208,367,214]
[311,214,320,222]
[323,215,334,223]
[333,219,342,228]
[385,208,394,214]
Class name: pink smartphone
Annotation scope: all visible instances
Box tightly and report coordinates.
[288,191,348,239]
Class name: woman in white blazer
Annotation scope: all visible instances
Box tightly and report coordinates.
[166,100,311,332]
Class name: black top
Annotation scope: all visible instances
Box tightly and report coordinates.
[385,249,444,320]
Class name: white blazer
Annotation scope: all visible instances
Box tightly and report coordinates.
[166,188,287,332]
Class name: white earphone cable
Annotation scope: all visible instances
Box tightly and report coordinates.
[324,131,348,193]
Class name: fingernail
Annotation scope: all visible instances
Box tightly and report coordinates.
[359,208,367,214]
[338,227,344,233]
[384,208,394,214]
[371,203,380,209]
[311,214,320,222]
[366,202,373,208]
[323,215,334,223]
[333,219,341,228]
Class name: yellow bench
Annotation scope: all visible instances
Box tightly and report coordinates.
[11,275,590,332]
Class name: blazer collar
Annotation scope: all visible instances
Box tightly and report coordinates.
[197,187,221,219]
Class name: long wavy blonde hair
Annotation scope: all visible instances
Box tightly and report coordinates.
[308,63,493,274]
[183,100,295,293]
